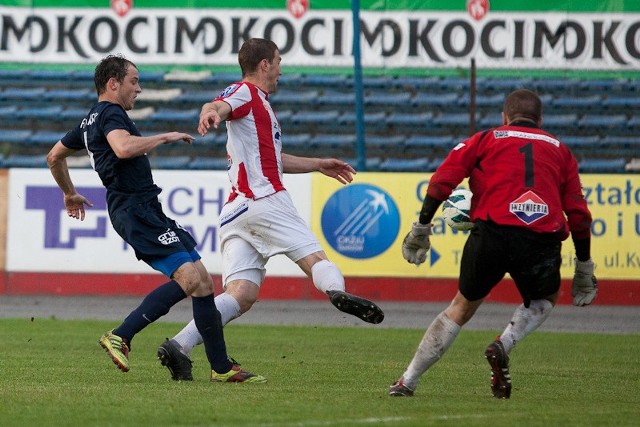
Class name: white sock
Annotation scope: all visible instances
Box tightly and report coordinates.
[173,293,242,357]
[499,299,554,354]
[402,312,461,389]
[311,260,345,293]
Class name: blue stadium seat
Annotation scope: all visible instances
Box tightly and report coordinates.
[552,95,603,110]
[291,110,339,124]
[316,90,355,107]
[0,87,46,100]
[338,111,387,126]
[43,88,93,102]
[458,93,504,109]
[479,77,533,93]
[189,157,229,170]
[27,130,65,146]
[270,90,318,107]
[365,92,412,106]
[478,112,502,128]
[533,78,581,92]
[601,135,640,147]
[150,108,199,122]
[603,96,640,109]
[578,114,628,128]
[3,154,47,168]
[378,157,430,172]
[364,135,404,149]
[579,79,629,93]
[283,133,311,148]
[386,111,432,128]
[149,156,191,169]
[302,74,351,88]
[362,76,395,89]
[578,158,626,173]
[542,114,579,129]
[0,129,32,144]
[15,106,64,120]
[309,133,355,148]
[29,70,75,81]
[343,156,382,171]
[437,77,470,92]
[138,71,166,83]
[0,106,18,120]
[173,91,215,104]
[429,157,444,170]
[404,135,454,150]
[393,76,439,90]
[60,107,89,120]
[560,135,601,150]
[432,113,474,128]
[411,92,459,108]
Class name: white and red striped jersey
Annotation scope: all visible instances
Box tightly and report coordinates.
[215,81,284,202]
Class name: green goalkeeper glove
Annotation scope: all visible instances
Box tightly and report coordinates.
[402,222,432,266]
[572,258,598,307]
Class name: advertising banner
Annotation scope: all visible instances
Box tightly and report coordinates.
[312,172,640,280]
[1,1,639,71]
[6,168,310,276]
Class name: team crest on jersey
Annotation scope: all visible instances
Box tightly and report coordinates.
[509,190,549,225]
[218,84,239,98]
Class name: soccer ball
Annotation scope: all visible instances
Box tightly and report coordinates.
[442,189,474,231]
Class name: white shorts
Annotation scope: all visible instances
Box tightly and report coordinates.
[218,190,322,287]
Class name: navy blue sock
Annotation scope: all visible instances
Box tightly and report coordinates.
[114,280,186,347]
[192,294,232,373]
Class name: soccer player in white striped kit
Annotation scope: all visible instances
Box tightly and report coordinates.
[157,38,385,381]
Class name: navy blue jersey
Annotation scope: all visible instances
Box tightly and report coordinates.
[61,101,161,211]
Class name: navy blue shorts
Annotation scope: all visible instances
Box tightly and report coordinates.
[458,220,562,306]
[109,198,199,277]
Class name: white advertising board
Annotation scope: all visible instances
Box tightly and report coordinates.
[7,168,310,276]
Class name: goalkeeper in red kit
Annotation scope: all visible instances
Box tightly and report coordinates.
[389,89,597,398]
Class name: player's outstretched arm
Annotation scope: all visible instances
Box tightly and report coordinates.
[107,130,194,159]
[282,153,356,185]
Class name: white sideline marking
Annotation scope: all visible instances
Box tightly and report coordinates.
[255,414,487,426]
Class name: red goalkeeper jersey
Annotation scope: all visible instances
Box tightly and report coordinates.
[428,122,591,241]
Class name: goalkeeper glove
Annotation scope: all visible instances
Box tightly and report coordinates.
[572,258,598,307]
[402,222,432,266]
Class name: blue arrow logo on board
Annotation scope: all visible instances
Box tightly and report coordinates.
[430,247,440,266]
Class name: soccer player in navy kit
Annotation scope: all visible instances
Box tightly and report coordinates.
[390,89,597,398]
[47,54,265,383]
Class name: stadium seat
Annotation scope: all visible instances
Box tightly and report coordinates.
[458,93,504,109]
[551,95,603,110]
[378,157,430,172]
[603,96,640,109]
[309,133,356,149]
[479,77,533,93]
[578,158,626,173]
[429,157,444,170]
[291,110,339,125]
[270,90,318,108]
[2,154,48,168]
[189,157,229,170]
[0,106,18,120]
[149,156,191,169]
[432,113,474,128]
[478,112,502,128]
[29,70,75,81]
[316,90,356,107]
[393,76,439,90]
[302,74,351,89]
[150,108,199,122]
[578,114,628,128]
[27,130,65,146]
[0,129,32,144]
[138,71,166,83]
[365,92,412,106]
[542,114,579,129]
[364,134,405,149]
[0,87,46,100]
[43,88,93,102]
[173,91,216,105]
[362,76,395,89]
[411,92,459,108]
[283,133,311,148]
[404,135,454,150]
[60,107,90,120]
[15,106,64,120]
[343,156,382,171]
[386,111,433,128]
[338,111,387,126]
[163,70,212,83]
[560,135,601,149]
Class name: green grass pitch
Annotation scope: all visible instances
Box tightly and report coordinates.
[0,318,638,426]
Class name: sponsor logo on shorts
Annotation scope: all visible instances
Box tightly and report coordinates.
[509,190,549,224]
[321,184,400,259]
[158,228,180,245]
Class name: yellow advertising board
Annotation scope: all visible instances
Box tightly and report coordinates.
[311,173,640,280]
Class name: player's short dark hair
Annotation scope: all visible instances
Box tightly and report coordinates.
[238,38,279,77]
[503,89,542,124]
[94,54,137,95]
